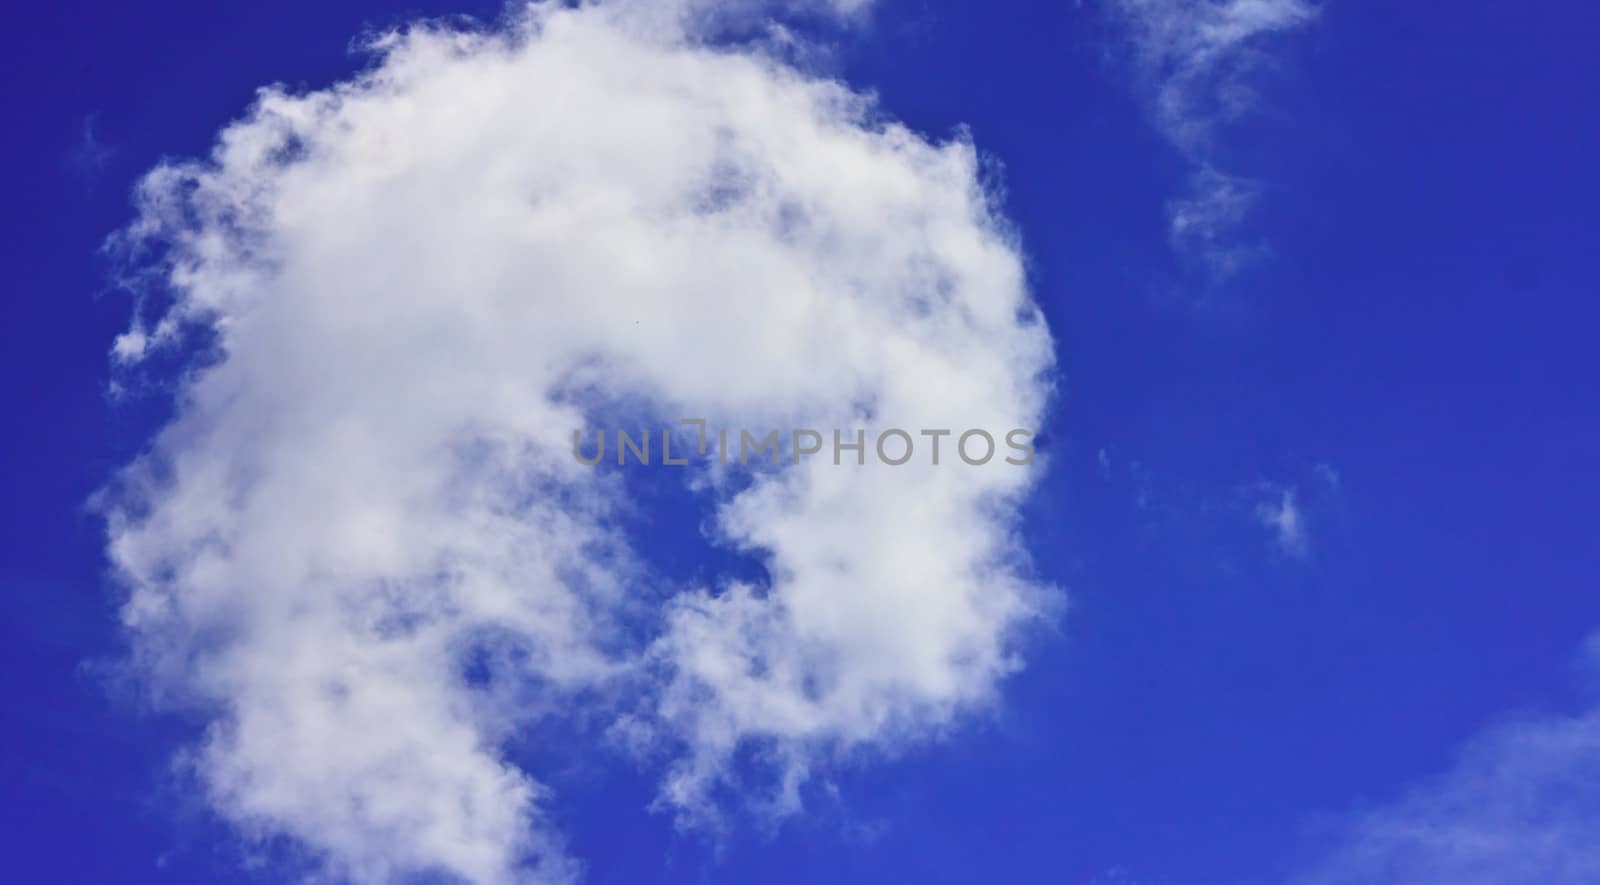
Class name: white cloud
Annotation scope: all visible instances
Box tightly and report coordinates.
[1314,460,1340,489]
[100,3,1054,882]
[1167,164,1262,276]
[1105,0,1316,272]
[1109,0,1317,150]
[1255,484,1307,557]
[1296,642,1600,884]
[70,113,114,180]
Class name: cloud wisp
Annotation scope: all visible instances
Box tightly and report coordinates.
[99,3,1055,883]
[1296,638,1600,884]
[1256,483,1307,557]
[1105,0,1317,275]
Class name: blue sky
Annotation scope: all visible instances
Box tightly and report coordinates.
[3,1,1598,883]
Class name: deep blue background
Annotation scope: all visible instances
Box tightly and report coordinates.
[2,1,1597,882]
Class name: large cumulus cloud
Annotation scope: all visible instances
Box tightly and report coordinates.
[102,3,1056,882]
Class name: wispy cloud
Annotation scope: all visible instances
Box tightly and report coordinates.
[99,2,1053,881]
[1296,636,1600,884]
[1105,0,1317,274]
[68,114,114,181]
[1168,164,1262,277]
[1256,483,1308,557]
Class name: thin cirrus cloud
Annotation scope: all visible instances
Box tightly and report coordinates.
[98,2,1054,883]
[1255,482,1307,557]
[1252,463,1340,559]
[1295,637,1600,884]
[1104,0,1317,275]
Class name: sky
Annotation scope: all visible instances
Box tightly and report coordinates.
[1,1,1598,883]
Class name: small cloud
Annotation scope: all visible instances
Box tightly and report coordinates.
[68,114,114,181]
[1102,0,1317,275]
[1097,447,1113,480]
[1167,165,1264,275]
[1256,484,1308,558]
[1314,461,1340,489]
[1109,0,1317,149]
